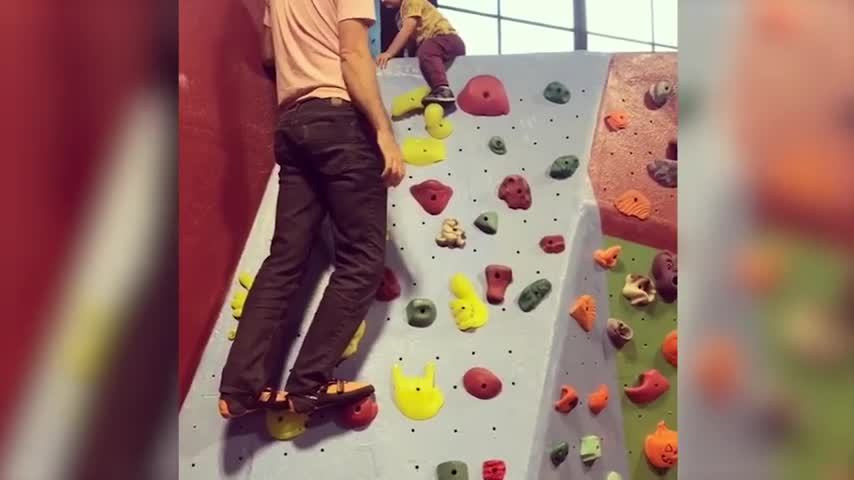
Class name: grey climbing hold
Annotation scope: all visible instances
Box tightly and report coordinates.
[474,211,498,235]
[488,136,507,155]
[518,279,552,312]
[544,81,571,104]
[406,298,437,328]
[549,155,580,180]
[550,441,569,466]
[648,80,675,107]
[437,460,469,480]
[647,159,677,188]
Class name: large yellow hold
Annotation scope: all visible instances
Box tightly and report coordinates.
[449,273,489,331]
[392,363,445,420]
[402,137,446,166]
[391,86,431,117]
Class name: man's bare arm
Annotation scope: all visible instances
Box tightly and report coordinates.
[338,18,393,135]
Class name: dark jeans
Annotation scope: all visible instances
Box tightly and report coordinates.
[418,33,466,89]
[220,98,387,401]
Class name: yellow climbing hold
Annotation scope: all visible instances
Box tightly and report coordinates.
[392,363,445,420]
[266,410,308,441]
[230,272,255,319]
[424,103,453,140]
[391,86,431,117]
[449,273,489,331]
[341,320,366,360]
[402,137,446,166]
[227,328,237,341]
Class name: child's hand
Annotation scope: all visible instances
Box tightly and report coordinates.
[376,52,393,70]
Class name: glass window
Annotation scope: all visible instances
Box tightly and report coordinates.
[588,34,652,53]
[653,0,678,47]
[586,0,653,43]
[439,0,498,15]
[500,20,573,54]
[440,8,499,55]
[501,0,573,29]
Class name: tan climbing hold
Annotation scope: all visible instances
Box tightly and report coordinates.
[570,295,597,332]
[622,274,657,306]
[436,218,466,248]
[614,189,651,220]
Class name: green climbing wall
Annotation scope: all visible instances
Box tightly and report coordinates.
[604,236,677,479]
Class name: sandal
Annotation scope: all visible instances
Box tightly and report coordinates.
[286,380,375,415]
[219,388,287,419]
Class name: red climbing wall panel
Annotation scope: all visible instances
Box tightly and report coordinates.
[588,54,678,251]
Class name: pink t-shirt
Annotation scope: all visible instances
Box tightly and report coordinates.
[264,0,376,106]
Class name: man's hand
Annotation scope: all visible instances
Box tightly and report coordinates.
[376,52,393,70]
[377,130,405,187]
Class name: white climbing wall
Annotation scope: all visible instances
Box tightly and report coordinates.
[178,52,629,479]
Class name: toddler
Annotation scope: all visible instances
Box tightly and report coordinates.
[377,0,466,105]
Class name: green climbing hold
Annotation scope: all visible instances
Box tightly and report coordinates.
[549,155,580,180]
[474,211,498,235]
[406,298,437,328]
[579,435,602,463]
[437,460,469,480]
[544,81,571,104]
[606,472,623,480]
[518,279,552,312]
[550,441,569,466]
[488,136,507,155]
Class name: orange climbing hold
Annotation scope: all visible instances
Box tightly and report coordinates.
[644,421,678,469]
[570,295,597,332]
[614,190,651,220]
[554,385,578,413]
[662,330,678,367]
[593,245,622,269]
[605,111,630,130]
[587,384,609,414]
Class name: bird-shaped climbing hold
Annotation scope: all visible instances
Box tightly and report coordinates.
[570,295,597,332]
[593,245,622,269]
[449,273,488,330]
[391,86,431,117]
[392,363,445,420]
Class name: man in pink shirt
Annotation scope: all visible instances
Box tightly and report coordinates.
[219,0,405,418]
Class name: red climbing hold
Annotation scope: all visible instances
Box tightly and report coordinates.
[539,235,566,254]
[410,180,453,215]
[375,267,401,301]
[498,175,532,210]
[457,75,511,116]
[336,395,379,429]
[483,460,507,480]
[462,367,502,400]
[624,369,670,405]
[485,264,513,305]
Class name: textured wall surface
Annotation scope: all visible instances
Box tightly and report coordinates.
[178,52,638,479]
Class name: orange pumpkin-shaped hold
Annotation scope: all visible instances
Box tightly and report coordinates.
[605,111,630,130]
[662,330,678,367]
[644,421,678,469]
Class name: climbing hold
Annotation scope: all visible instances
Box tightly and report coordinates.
[543,81,571,104]
[474,211,498,234]
[410,179,453,215]
[227,328,237,341]
[424,104,454,139]
[579,435,602,463]
[230,272,254,318]
[406,298,437,328]
[457,75,510,116]
[625,369,670,404]
[554,385,578,414]
[402,137,446,166]
[606,472,623,480]
[485,265,513,305]
[644,421,678,469]
[517,279,552,313]
[437,461,469,480]
[647,159,678,188]
[498,175,532,210]
[662,330,677,367]
[539,235,566,254]
[622,273,657,306]
[606,318,634,349]
[482,460,506,480]
[604,111,630,131]
[391,85,431,117]
[488,136,507,155]
[436,218,467,248]
[266,410,308,441]
[392,363,445,420]
[648,80,675,108]
[614,189,651,220]
[593,245,622,269]
[336,395,379,429]
[569,295,597,332]
[375,267,401,301]
[549,155,580,179]
[651,251,678,303]
[462,367,503,400]
[449,273,489,330]
[587,384,609,415]
[341,320,367,359]
[550,441,569,466]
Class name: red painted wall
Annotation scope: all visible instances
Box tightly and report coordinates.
[179,0,277,405]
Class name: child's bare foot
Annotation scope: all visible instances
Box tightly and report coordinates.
[423,86,456,105]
